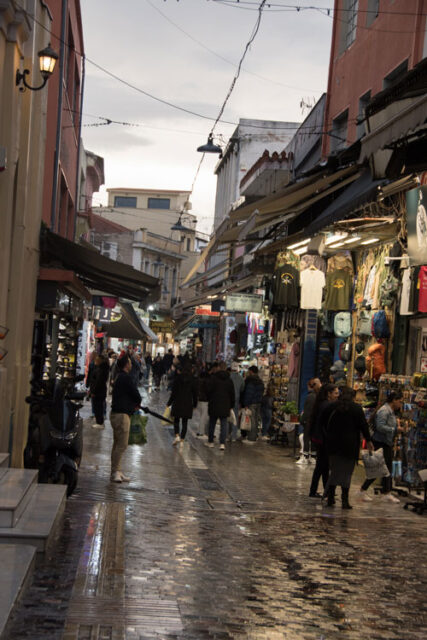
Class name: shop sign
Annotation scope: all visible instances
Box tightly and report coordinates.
[92,306,122,323]
[407,186,427,265]
[195,306,220,316]
[225,293,263,314]
[150,320,174,333]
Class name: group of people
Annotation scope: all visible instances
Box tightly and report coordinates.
[299,377,403,508]
[166,361,273,450]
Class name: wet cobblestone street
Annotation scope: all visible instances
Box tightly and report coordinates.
[5,386,427,639]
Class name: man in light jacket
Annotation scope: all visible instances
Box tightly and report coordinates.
[359,391,403,502]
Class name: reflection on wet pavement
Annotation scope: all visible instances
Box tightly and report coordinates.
[4,386,427,639]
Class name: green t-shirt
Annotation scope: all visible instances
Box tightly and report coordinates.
[324,269,352,311]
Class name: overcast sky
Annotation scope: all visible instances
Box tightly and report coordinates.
[80,0,333,233]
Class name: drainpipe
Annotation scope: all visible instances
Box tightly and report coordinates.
[73,53,85,241]
[50,0,67,232]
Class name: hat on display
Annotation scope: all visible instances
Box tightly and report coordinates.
[355,342,365,354]
[330,360,345,372]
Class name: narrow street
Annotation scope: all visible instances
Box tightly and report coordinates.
[4,385,426,640]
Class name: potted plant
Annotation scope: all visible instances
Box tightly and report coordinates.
[283,401,299,422]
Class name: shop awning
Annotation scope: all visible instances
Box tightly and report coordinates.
[305,171,389,235]
[40,229,160,303]
[360,93,427,162]
[101,303,159,342]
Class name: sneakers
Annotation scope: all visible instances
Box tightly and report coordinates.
[357,490,373,502]
[205,442,214,448]
[92,423,105,430]
[296,456,308,465]
[260,435,270,441]
[383,493,400,503]
[219,444,225,451]
[242,439,256,445]
[172,435,180,446]
[111,471,122,483]
[119,472,130,482]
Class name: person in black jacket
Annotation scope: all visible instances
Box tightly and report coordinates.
[89,355,110,429]
[308,383,339,497]
[152,355,164,390]
[206,362,235,450]
[321,387,373,509]
[297,377,321,463]
[110,355,142,483]
[241,366,264,443]
[167,364,198,445]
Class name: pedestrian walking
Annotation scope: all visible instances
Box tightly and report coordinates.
[229,362,244,441]
[85,350,97,418]
[308,383,339,497]
[109,354,142,483]
[297,377,322,463]
[152,355,164,390]
[167,364,198,445]
[358,391,403,503]
[196,367,210,438]
[321,387,373,509]
[162,348,174,374]
[89,354,110,429]
[144,352,152,381]
[206,362,235,450]
[241,366,264,443]
[126,345,142,387]
[260,384,274,441]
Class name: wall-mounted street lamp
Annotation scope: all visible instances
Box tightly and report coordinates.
[16,43,58,92]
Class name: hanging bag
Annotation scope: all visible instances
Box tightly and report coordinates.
[334,312,352,338]
[361,448,390,479]
[128,411,148,445]
[357,310,373,336]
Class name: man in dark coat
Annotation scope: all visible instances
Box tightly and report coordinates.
[241,366,265,443]
[298,377,321,463]
[90,355,110,429]
[162,349,174,374]
[167,365,198,444]
[110,355,142,483]
[206,362,235,450]
[152,355,164,390]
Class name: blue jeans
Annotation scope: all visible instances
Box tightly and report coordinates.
[209,416,228,445]
[261,409,272,436]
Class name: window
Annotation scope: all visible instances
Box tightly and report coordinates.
[186,238,191,252]
[366,0,379,27]
[357,90,371,139]
[330,109,348,152]
[163,266,170,293]
[338,0,359,53]
[383,60,409,89]
[144,260,150,274]
[114,196,137,208]
[171,268,177,298]
[147,197,170,210]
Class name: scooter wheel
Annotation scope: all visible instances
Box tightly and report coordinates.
[59,467,78,497]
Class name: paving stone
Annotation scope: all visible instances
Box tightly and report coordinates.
[3,386,427,639]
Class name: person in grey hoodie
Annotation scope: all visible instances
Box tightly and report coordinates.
[359,391,403,502]
[229,362,244,441]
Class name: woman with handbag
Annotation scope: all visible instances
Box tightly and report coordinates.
[321,387,373,509]
[358,391,403,503]
[167,364,198,446]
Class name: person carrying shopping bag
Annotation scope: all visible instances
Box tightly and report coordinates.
[206,362,235,451]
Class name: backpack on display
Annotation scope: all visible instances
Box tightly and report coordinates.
[372,310,390,339]
[357,310,373,336]
[339,341,352,362]
[334,312,352,338]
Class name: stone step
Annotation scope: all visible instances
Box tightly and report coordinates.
[0,469,38,527]
[0,453,9,468]
[0,484,66,552]
[0,544,36,637]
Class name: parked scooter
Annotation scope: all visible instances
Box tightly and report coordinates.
[25,376,85,497]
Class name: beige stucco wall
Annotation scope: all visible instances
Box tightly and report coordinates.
[0,1,51,465]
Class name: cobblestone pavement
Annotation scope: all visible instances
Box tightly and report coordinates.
[5,384,427,639]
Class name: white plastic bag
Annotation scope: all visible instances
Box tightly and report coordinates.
[239,407,252,431]
[361,448,390,480]
[229,409,237,426]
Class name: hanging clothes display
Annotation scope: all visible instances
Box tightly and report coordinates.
[418,266,427,313]
[300,265,325,310]
[400,267,415,315]
[271,263,299,309]
[324,269,352,311]
[300,255,326,272]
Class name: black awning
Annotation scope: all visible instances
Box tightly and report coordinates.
[101,303,159,341]
[41,229,160,303]
[305,171,389,235]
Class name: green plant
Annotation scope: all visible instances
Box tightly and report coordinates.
[283,401,298,416]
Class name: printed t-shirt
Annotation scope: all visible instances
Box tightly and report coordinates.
[272,264,299,308]
[418,266,427,312]
[300,268,326,309]
[324,269,352,311]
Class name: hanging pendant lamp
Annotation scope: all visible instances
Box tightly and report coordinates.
[197,133,222,155]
